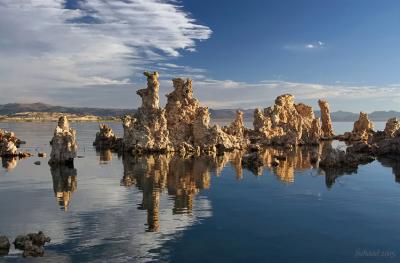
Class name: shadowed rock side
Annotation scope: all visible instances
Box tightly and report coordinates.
[49,116,77,164]
[93,124,122,151]
[50,164,77,211]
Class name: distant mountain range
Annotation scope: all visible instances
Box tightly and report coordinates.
[0,102,399,122]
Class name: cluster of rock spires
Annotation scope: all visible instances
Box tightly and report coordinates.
[88,71,398,173]
[1,70,399,185]
[119,71,249,155]
[98,71,336,155]
[0,232,50,257]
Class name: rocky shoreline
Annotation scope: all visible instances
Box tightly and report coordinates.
[0,112,118,122]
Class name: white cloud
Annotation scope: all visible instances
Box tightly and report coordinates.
[284,41,325,51]
[0,0,212,92]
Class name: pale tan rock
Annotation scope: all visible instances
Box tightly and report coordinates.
[318,99,334,138]
[165,78,199,146]
[164,77,246,154]
[49,116,77,164]
[252,94,321,147]
[351,112,374,141]
[123,72,171,153]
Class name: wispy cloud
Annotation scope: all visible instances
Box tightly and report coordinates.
[0,0,212,91]
[283,41,325,51]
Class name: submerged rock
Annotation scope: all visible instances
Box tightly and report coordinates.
[49,116,77,164]
[14,231,50,257]
[318,99,335,138]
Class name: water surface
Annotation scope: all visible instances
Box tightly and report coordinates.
[0,121,398,263]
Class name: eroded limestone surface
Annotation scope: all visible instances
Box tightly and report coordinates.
[123,72,171,153]
[339,112,374,141]
[49,116,77,164]
[318,99,334,138]
[250,94,322,147]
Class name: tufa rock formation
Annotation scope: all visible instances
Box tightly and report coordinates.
[14,231,51,257]
[340,112,374,141]
[384,118,400,138]
[318,99,335,138]
[165,78,199,148]
[49,116,77,164]
[123,72,171,153]
[93,124,122,150]
[0,129,30,158]
[251,94,322,147]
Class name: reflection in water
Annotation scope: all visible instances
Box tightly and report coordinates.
[99,149,113,163]
[50,164,77,211]
[123,154,220,231]
[1,157,18,171]
[378,156,400,183]
[118,142,400,231]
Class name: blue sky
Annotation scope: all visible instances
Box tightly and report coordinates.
[0,0,399,111]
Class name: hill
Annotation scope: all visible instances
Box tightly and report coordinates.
[0,103,399,122]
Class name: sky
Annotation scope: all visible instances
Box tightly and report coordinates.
[0,0,399,112]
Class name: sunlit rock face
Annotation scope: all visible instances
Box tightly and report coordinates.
[340,112,375,142]
[0,128,24,157]
[165,78,247,154]
[49,116,77,164]
[123,72,172,153]
[318,99,335,138]
[165,78,199,148]
[251,94,322,147]
[50,164,77,211]
[93,124,122,150]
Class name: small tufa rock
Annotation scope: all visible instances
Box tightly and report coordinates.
[0,235,10,256]
[384,118,400,138]
[34,161,41,165]
[93,124,122,150]
[14,231,51,257]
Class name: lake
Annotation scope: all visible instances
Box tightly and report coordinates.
[0,121,399,263]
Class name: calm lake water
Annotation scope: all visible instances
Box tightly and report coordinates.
[0,121,399,263]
